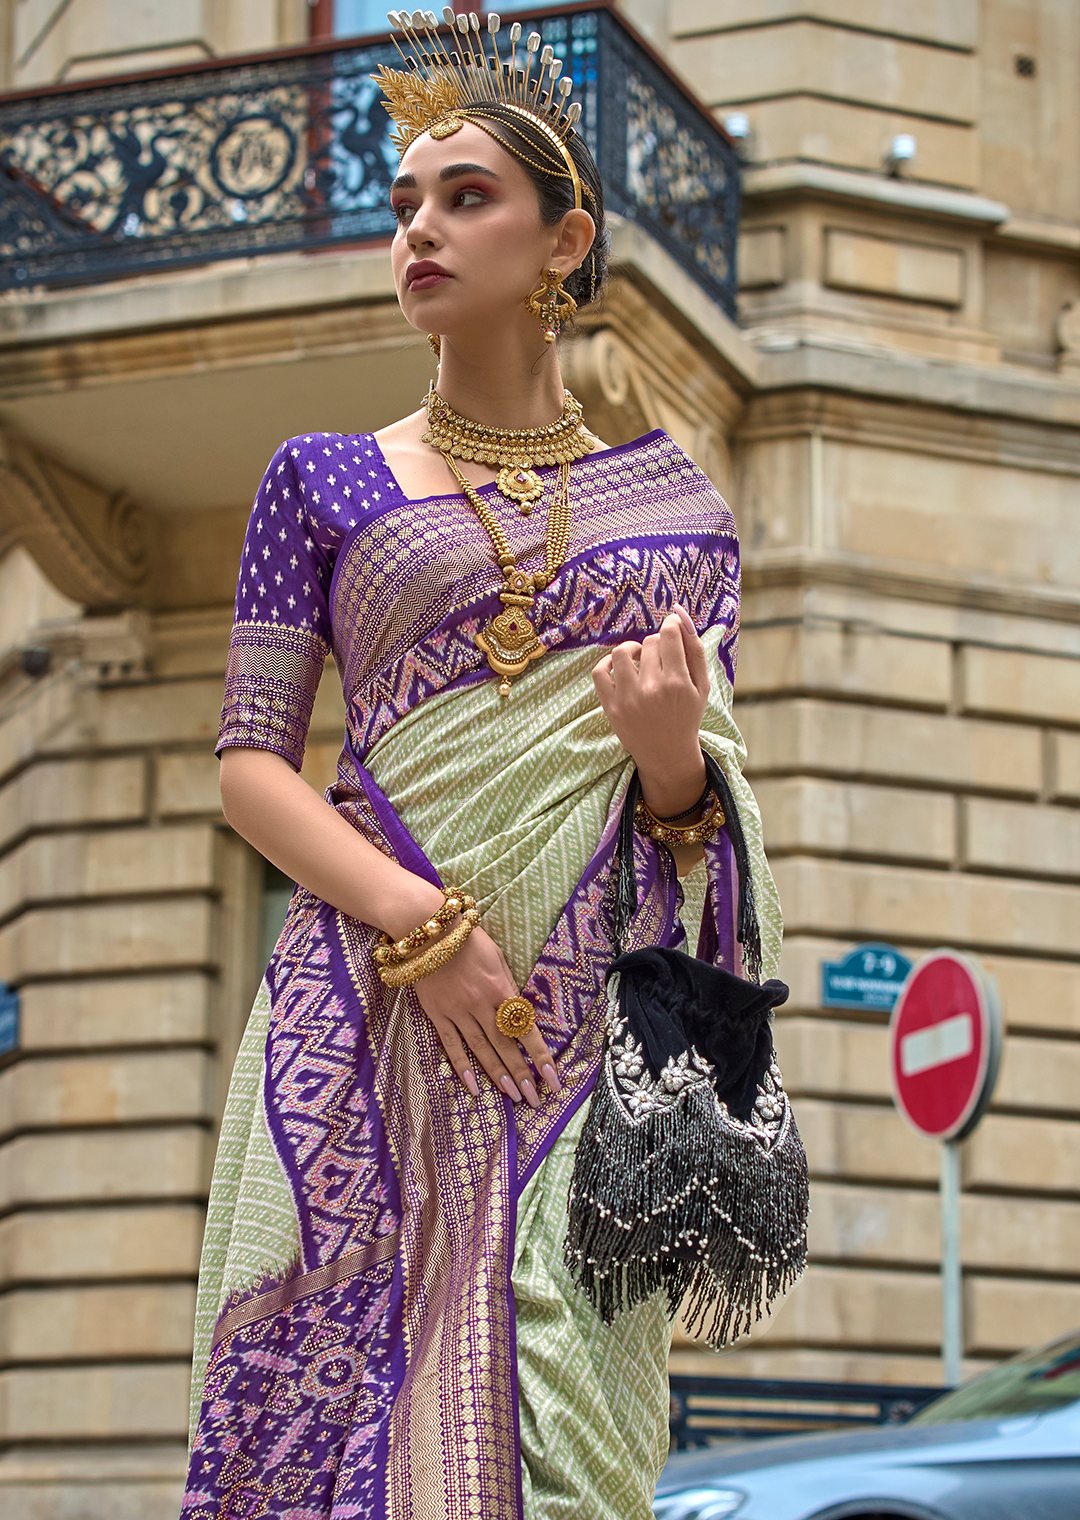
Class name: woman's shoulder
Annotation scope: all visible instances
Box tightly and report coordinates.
[264,431,404,519]
[591,428,721,487]
[271,430,375,471]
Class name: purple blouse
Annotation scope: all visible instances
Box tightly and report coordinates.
[218,433,404,769]
[217,428,741,773]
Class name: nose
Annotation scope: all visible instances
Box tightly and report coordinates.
[406,201,441,254]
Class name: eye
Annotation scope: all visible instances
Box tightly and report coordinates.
[393,202,416,225]
[455,187,489,207]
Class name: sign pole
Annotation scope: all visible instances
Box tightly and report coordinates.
[940,1140,962,1387]
[888,950,1002,1394]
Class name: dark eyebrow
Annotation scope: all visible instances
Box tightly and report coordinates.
[438,162,501,181]
[390,162,502,193]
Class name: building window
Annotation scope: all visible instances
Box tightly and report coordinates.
[328,0,393,33]
[319,0,564,39]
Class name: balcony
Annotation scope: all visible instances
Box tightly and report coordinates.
[0,2,738,318]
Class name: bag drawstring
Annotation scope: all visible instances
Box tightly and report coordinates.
[614,754,762,982]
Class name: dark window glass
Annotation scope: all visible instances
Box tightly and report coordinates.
[259,861,295,970]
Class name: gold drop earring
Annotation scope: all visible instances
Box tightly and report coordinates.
[427,333,441,358]
[525,268,577,344]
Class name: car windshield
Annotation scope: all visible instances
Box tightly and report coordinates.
[912,1331,1080,1424]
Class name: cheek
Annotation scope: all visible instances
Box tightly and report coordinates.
[462,212,545,291]
[390,225,410,268]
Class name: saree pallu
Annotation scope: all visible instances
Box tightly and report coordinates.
[182,429,785,1520]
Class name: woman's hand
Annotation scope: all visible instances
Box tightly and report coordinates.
[591,604,710,816]
[412,924,560,1109]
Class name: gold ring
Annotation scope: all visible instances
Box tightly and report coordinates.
[495,997,536,1040]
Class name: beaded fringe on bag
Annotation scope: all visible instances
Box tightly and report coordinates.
[564,757,809,1347]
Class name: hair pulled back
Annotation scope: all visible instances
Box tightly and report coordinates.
[459,104,608,310]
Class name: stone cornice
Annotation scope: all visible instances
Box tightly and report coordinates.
[0,426,150,608]
[0,244,399,350]
[738,387,1080,475]
[751,338,1080,429]
[742,550,1080,630]
[743,163,1010,227]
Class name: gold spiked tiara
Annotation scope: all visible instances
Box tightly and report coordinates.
[374,9,588,210]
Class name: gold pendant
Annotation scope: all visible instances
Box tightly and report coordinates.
[475,568,546,697]
[496,464,544,514]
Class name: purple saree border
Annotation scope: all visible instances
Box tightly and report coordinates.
[344,532,741,762]
[323,428,665,616]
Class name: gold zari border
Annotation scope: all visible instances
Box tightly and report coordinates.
[210,1229,400,1349]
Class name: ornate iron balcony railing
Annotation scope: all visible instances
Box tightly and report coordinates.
[0,3,738,316]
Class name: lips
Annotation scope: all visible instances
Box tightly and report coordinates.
[406,260,451,290]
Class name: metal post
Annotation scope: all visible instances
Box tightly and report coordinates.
[940,1140,963,1387]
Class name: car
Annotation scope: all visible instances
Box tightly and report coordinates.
[653,1329,1080,1520]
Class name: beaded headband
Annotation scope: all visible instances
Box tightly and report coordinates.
[374,9,587,211]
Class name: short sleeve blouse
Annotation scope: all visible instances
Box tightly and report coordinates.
[216,433,403,770]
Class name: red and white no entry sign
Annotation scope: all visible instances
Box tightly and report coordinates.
[889,950,1002,1142]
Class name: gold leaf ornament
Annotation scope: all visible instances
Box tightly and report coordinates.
[372,64,462,152]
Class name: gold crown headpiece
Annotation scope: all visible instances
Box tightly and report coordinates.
[373,9,587,209]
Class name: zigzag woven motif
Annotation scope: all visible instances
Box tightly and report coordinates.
[348,537,740,758]
[266,897,402,1265]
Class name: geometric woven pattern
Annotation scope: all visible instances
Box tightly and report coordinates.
[190,428,785,1520]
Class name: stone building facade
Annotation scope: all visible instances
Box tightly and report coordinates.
[0,0,1077,1514]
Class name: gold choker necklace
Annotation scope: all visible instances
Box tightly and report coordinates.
[421,383,595,513]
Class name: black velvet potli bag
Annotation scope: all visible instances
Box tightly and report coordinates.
[565,754,809,1347]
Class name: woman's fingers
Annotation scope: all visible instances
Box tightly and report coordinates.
[521,1023,562,1093]
[458,1014,542,1108]
[610,640,643,679]
[675,604,711,694]
[658,613,690,679]
[637,629,664,679]
[432,1017,480,1097]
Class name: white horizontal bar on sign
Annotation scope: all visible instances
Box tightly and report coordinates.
[900,1013,974,1078]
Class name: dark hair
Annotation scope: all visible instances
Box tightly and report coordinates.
[464,105,608,309]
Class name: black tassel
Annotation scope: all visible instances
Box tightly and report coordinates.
[701,753,762,984]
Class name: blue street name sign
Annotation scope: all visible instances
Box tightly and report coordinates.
[821,943,913,1012]
[0,984,19,1058]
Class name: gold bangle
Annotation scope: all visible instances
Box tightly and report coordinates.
[495,997,536,1040]
[373,888,476,967]
[376,909,480,988]
[634,791,726,846]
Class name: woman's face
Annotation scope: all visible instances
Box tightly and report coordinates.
[390,122,567,343]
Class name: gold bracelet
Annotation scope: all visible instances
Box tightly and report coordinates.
[376,909,480,988]
[634,790,726,846]
[373,888,476,968]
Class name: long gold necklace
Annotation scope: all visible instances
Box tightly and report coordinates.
[422,383,594,514]
[441,452,573,698]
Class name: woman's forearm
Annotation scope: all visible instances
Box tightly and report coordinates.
[219,747,444,940]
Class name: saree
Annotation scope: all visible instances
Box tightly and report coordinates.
[182,429,787,1520]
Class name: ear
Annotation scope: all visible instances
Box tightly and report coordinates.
[549,208,596,276]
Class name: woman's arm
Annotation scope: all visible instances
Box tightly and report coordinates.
[220,748,557,1107]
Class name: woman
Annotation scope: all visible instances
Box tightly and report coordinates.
[183,16,805,1520]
